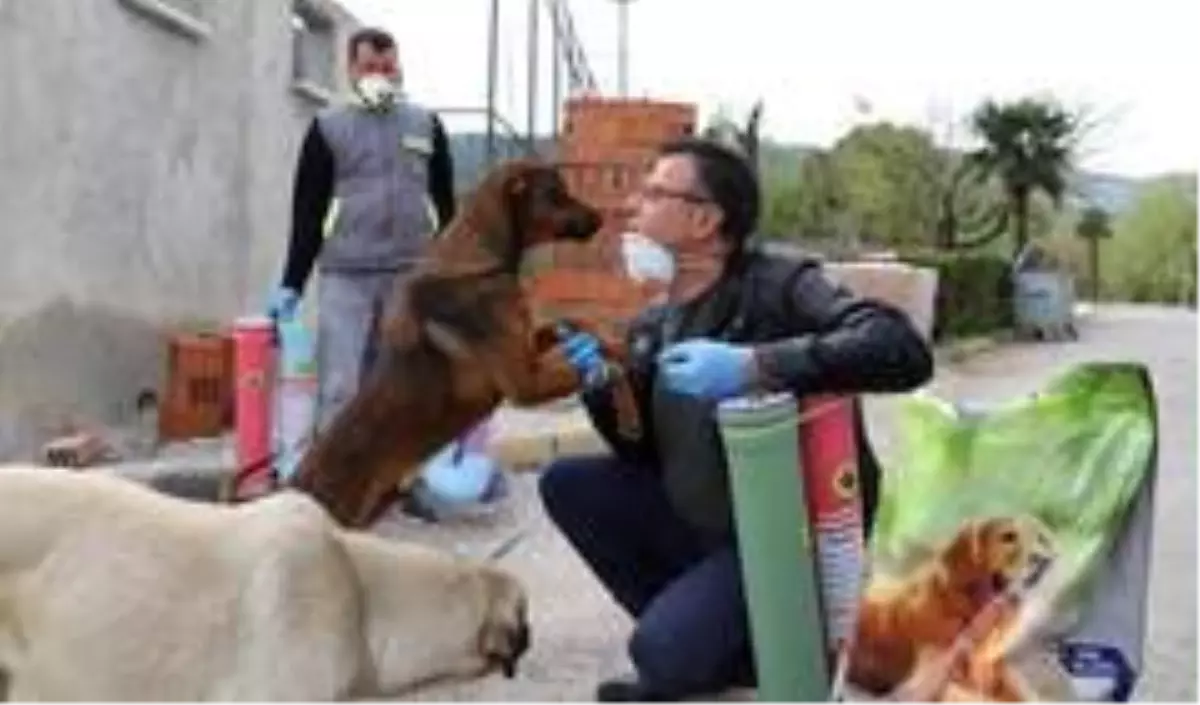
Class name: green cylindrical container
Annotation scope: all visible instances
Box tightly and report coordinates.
[718,393,830,702]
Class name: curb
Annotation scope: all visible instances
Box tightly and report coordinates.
[935,330,1013,365]
[488,410,610,473]
[93,326,1021,485]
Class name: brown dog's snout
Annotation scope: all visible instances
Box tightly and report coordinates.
[562,203,602,240]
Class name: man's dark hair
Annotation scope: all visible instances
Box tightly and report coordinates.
[347,26,396,62]
[658,137,761,251]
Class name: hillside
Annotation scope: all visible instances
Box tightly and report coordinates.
[445,131,1188,215]
[755,141,1157,215]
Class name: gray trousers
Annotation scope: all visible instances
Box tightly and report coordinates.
[314,270,405,431]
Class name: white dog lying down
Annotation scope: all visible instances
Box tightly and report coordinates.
[0,465,530,701]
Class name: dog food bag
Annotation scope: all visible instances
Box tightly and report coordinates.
[839,362,1157,702]
[718,393,831,702]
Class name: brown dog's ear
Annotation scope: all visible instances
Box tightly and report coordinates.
[497,172,532,264]
[943,518,984,581]
[507,174,528,196]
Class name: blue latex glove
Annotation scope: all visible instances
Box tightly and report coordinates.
[658,339,756,401]
[556,324,608,387]
[418,443,501,506]
[266,286,300,323]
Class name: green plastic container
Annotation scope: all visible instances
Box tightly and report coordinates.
[718,393,830,702]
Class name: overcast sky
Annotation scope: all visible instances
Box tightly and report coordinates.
[337,0,1198,177]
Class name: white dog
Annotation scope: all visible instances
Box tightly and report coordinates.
[0,465,530,701]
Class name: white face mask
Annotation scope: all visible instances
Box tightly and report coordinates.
[354,73,398,111]
[620,231,676,285]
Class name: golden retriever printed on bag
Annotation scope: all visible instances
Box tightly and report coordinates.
[846,514,1073,702]
[290,158,644,528]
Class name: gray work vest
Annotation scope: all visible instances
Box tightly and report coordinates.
[315,98,436,274]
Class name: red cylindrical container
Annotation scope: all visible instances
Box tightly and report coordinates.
[233,315,276,498]
[797,395,867,663]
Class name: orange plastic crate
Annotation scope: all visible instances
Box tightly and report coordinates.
[158,330,235,441]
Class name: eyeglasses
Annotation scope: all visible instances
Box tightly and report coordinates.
[636,184,712,205]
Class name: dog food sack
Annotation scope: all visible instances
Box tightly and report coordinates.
[839,362,1157,702]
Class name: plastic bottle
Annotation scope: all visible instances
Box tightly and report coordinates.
[273,318,317,483]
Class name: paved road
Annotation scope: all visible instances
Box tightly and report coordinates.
[97,304,1192,701]
[386,304,1195,702]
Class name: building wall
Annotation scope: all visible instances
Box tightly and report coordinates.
[0,0,360,458]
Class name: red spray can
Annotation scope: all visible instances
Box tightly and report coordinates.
[797,395,867,663]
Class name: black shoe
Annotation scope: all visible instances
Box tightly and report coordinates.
[596,677,672,702]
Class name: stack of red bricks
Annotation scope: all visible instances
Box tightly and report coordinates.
[558,97,697,231]
[526,97,697,334]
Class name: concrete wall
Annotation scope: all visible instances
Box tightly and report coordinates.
[0,0,360,458]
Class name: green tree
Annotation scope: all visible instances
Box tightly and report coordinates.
[830,122,943,247]
[1102,179,1197,305]
[931,157,1000,249]
[761,149,846,241]
[967,97,1081,258]
[1074,205,1112,302]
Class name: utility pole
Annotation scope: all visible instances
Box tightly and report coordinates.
[551,17,561,142]
[614,0,633,97]
[485,0,500,167]
[527,0,539,149]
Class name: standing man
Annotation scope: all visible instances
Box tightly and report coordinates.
[268,27,456,431]
[546,138,934,701]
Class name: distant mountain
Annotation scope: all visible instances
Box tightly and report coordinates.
[1066,171,1140,214]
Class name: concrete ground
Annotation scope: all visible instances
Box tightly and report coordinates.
[99,303,1195,701]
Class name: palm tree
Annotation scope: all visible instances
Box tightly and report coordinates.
[1075,205,1112,302]
[968,98,1080,259]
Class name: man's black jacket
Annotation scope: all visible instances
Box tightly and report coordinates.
[581,249,934,541]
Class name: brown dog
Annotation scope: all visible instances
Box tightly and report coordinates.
[847,515,1057,698]
[288,159,640,528]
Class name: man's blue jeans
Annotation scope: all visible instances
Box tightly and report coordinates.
[538,454,755,697]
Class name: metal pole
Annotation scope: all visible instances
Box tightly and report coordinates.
[551,6,561,145]
[486,0,500,167]
[616,0,629,97]
[527,0,539,150]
